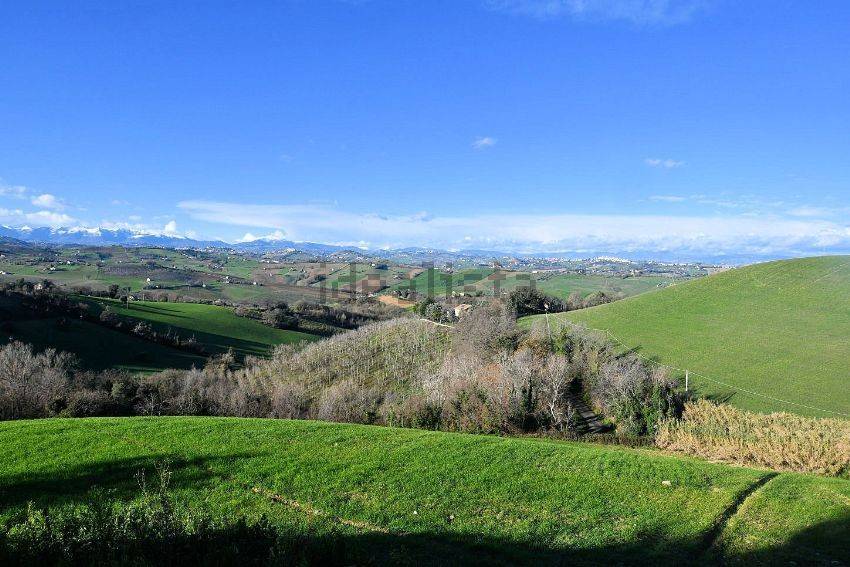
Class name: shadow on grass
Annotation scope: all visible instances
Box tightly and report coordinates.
[0,452,260,510]
[2,512,848,566]
[704,390,737,404]
[706,510,850,567]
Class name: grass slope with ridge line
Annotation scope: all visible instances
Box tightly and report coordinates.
[522,256,850,417]
[0,417,848,565]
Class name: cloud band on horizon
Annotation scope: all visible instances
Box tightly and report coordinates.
[178,200,850,257]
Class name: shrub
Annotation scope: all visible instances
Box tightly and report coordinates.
[317,377,383,424]
[589,357,684,436]
[657,399,850,477]
[64,389,123,417]
[451,302,520,360]
[507,287,565,317]
[0,342,73,420]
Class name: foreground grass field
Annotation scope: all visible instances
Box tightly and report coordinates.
[85,298,319,359]
[0,417,847,565]
[524,256,850,417]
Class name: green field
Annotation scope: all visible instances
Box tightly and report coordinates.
[525,256,850,417]
[85,298,319,358]
[0,295,206,372]
[388,268,496,296]
[386,268,672,300]
[519,272,669,299]
[1,317,205,372]
[0,417,847,565]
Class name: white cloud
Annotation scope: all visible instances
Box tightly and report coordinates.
[472,136,497,149]
[178,199,850,257]
[162,220,179,236]
[787,206,833,218]
[237,229,288,243]
[485,0,711,25]
[649,195,687,203]
[30,193,64,210]
[24,210,76,227]
[0,206,76,228]
[645,158,685,169]
[0,183,27,199]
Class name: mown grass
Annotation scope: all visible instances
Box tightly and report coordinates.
[84,298,319,358]
[524,256,850,417]
[0,417,847,565]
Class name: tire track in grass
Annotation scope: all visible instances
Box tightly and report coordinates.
[699,471,779,559]
[103,427,389,534]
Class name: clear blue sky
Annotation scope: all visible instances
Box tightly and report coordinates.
[1,1,849,258]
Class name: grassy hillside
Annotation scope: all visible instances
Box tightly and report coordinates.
[0,295,205,372]
[85,298,319,358]
[0,318,205,373]
[525,256,850,417]
[0,418,846,565]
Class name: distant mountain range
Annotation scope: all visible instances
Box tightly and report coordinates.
[0,224,757,265]
[0,225,358,255]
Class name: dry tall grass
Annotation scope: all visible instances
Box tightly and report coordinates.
[657,399,850,477]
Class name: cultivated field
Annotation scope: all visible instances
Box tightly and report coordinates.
[386,267,669,300]
[525,256,850,417]
[1,417,847,565]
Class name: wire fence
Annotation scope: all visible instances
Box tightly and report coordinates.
[597,327,850,418]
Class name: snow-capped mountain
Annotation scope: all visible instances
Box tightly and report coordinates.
[0,225,225,248]
[0,225,358,254]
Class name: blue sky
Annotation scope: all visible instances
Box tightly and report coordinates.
[1,0,849,258]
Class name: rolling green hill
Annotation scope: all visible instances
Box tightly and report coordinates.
[85,298,320,359]
[1,417,848,565]
[0,317,205,373]
[525,256,850,417]
[0,294,205,372]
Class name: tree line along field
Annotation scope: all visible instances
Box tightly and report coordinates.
[0,417,847,565]
[523,256,850,418]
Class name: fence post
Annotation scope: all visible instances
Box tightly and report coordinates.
[685,370,690,392]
